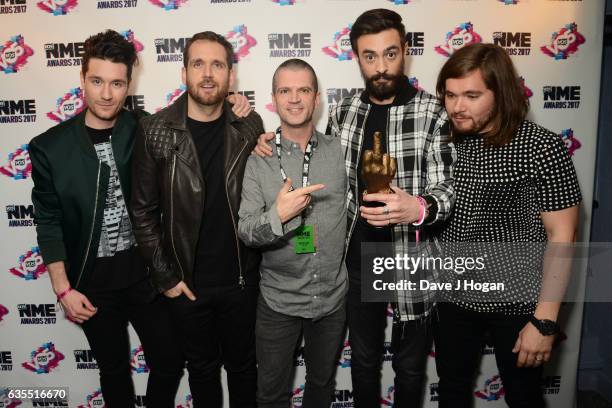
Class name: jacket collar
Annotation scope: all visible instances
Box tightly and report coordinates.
[164,92,244,132]
[75,108,136,160]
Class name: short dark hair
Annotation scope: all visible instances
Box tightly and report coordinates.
[183,31,234,69]
[350,9,406,54]
[272,59,318,93]
[436,43,529,146]
[82,30,137,82]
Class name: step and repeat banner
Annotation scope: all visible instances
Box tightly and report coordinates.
[0,0,605,407]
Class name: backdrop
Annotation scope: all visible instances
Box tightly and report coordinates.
[0,0,605,407]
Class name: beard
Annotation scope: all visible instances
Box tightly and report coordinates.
[450,111,494,136]
[362,64,404,102]
[186,77,228,107]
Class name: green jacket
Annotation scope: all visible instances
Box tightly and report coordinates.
[30,109,146,290]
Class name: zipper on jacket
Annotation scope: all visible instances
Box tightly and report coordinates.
[75,160,101,289]
[170,133,186,282]
[226,138,249,289]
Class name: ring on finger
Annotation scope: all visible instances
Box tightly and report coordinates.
[383,206,389,215]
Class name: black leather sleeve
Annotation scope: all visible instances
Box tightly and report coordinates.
[130,121,181,292]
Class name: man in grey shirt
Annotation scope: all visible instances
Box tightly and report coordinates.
[238,59,348,407]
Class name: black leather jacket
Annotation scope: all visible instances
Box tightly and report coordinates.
[131,93,263,292]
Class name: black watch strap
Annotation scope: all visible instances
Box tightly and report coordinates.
[529,315,560,336]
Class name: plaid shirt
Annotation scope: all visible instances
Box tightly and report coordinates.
[328,85,456,321]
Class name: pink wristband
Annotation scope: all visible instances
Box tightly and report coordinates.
[56,287,72,301]
[412,196,427,226]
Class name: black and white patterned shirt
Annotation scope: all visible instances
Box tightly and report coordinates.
[328,80,456,321]
[89,128,136,258]
[441,120,582,314]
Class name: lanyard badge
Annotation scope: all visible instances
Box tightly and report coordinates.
[275,127,316,254]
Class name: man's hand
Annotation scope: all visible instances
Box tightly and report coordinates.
[164,281,196,301]
[59,289,97,324]
[276,178,325,224]
[512,322,555,367]
[227,93,252,118]
[361,131,397,194]
[252,132,274,157]
[360,186,421,226]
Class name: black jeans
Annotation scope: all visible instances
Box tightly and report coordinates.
[347,263,432,408]
[255,295,346,408]
[433,303,545,408]
[168,284,258,408]
[82,279,184,408]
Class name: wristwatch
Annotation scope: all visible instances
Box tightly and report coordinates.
[529,316,560,336]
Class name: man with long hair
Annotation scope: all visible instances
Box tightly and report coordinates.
[435,43,581,407]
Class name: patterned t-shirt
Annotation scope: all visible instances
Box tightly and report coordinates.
[89,128,136,258]
[440,120,582,315]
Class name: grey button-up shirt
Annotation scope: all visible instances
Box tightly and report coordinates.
[238,130,347,319]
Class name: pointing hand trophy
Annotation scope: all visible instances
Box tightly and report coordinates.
[361,131,397,195]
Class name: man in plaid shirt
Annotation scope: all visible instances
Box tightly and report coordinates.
[253,8,455,407]
[332,9,455,407]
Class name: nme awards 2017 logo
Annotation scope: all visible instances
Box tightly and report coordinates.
[225,25,257,63]
[291,384,305,408]
[474,375,505,401]
[387,0,411,4]
[435,22,482,57]
[47,88,85,123]
[272,0,296,4]
[37,0,78,15]
[22,342,65,374]
[559,129,581,156]
[10,247,47,280]
[498,0,518,4]
[149,0,187,10]
[338,340,351,368]
[0,35,34,74]
[323,26,353,61]
[78,389,104,408]
[130,345,149,373]
[0,0,27,14]
[541,23,585,60]
[122,30,144,53]
[0,145,31,180]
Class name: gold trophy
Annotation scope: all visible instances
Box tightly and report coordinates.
[361,131,397,195]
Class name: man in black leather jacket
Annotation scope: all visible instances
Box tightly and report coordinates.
[131,31,264,408]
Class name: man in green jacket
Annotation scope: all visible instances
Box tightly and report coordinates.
[29,30,183,407]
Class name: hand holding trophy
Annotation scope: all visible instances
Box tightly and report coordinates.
[361,131,397,194]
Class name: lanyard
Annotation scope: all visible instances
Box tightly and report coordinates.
[274,127,313,192]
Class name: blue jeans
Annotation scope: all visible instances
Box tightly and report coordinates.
[255,295,346,408]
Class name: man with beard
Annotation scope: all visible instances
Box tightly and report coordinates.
[254,9,455,407]
[131,31,264,407]
[238,59,347,407]
[434,43,581,408]
[30,30,183,406]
